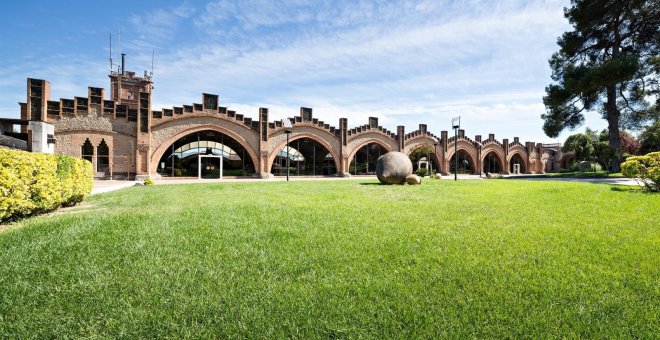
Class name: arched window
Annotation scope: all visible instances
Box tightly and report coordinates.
[157,130,256,178]
[350,143,388,175]
[97,139,109,173]
[449,150,474,174]
[483,152,502,174]
[81,139,94,164]
[272,137,336,176]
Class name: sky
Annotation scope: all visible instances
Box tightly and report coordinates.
[0,0,609,143]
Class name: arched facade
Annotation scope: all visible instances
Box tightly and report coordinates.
[21,71,562,179]
[346,132,397,163]
[267,126,341,175]
[445,140,479,175]
[150,121,260,176]
[506,142,529,174]
[267,131,340,175]
[482,150,505,174]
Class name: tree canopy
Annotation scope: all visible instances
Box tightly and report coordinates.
[562,133,593,161]
[639,120,660,153]
[541,0,659,171]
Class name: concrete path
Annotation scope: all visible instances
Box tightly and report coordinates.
[501,175,638,186]
[91,180,137,195]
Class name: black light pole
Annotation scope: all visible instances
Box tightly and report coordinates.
[284,120,293,181]
[452,116,460,181]
[591,141,597,173]
[433,142,438,175]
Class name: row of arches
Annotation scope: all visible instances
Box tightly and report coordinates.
[150,128,531,178]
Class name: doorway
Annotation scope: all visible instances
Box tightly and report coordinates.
[199,155,222,179]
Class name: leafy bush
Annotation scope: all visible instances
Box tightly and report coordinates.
[621,151,660,192]
[144,178,155,186]
[0,149,93,222]
[415,167,429,177]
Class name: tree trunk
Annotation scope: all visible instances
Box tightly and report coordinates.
[606,84,622,172]
[607,19,622,173]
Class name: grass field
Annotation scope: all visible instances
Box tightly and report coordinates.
[0,179,658,338]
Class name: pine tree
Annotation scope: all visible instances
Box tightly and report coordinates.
[541,0,659,171]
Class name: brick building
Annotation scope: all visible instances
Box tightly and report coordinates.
[1,64,573,179]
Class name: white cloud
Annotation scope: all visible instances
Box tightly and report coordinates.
[141,0,573,143]
[2,0,599,144]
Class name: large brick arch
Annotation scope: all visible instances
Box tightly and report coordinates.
[267,125,341,174]
[404,135,442,172]
[403,135,438,155]
[149,117,260,175]
[445,140,479,174]
[507,145,529,174]
[481,144,506,173]
[346,132,397,162]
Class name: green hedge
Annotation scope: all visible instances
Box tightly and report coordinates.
[0,148,93,222]
[621,151,660,192]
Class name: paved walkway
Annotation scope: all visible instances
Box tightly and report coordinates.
[501,175,638,186]
[92,174,638,195]
[91,180,137,195]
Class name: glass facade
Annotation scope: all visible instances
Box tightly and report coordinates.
[157,130,255,177]
[349,143,388,175]
[483,152,502,174]
[449,150,474,174]
[272,137,336,176]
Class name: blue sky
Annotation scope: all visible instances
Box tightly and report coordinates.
[0,0,608,143]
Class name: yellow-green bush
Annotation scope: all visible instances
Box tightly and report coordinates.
[621,151,660,192]
[0,148,93,222]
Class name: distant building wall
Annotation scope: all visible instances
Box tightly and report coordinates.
[11,69,567,178]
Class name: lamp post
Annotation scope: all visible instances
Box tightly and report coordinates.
[284,119,293,181]
[433,142,438,175]
[591,140,597,173]
[452,116,460,181]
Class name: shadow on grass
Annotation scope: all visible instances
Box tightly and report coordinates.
[608,185,653,193]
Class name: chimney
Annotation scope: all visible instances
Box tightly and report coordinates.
[121,53,126,75]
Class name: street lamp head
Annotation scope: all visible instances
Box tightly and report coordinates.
[452,116,461,129]
[283,118,293,134]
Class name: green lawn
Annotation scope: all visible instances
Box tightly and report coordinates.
[0,179,658,338]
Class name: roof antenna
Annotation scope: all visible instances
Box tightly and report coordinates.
[118,28,121,69]
[109,33,113,74]
[150,49,154,79]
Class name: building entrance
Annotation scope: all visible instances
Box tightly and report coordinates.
[199,155,222,179]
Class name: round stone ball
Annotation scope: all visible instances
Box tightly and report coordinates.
[376,151,413,185]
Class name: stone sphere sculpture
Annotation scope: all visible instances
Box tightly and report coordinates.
[376,151,413,184]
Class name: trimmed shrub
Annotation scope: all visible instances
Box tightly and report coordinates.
[621,151,660,192]
[577,161,592,172]
[415,167,429,177]
[0,149,93,222]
